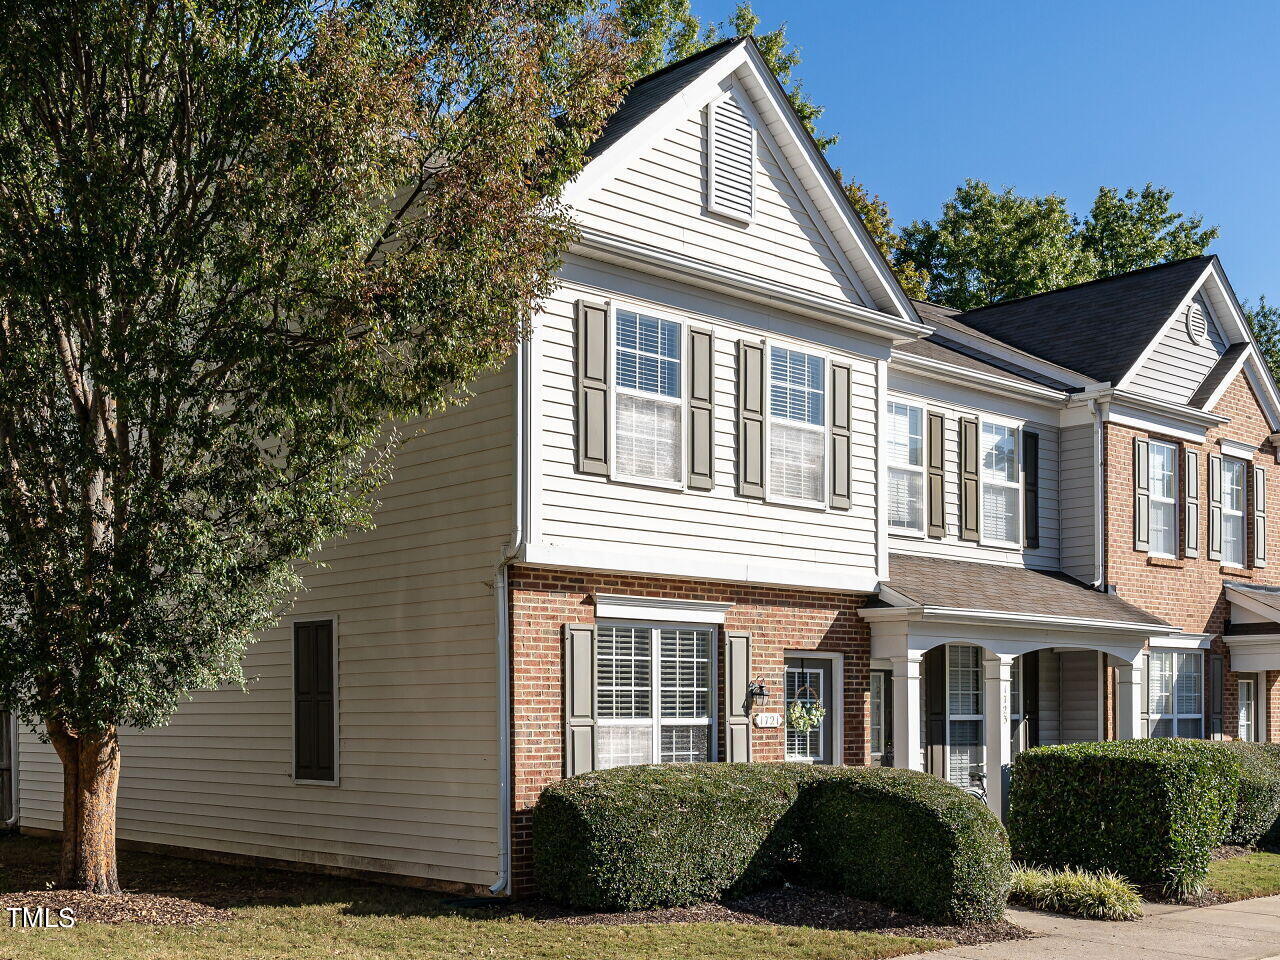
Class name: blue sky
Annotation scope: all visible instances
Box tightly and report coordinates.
[697,0,1279,304]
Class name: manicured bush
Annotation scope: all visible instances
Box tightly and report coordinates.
[1009,865,1142,921]
[1216,742,1280,846]
[1008,740,1239,899]
[532,763,1012,924]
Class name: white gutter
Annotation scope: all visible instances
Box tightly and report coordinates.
[890,352,1069,406]
[1090,397,1105,589]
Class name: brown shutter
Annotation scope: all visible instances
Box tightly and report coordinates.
[724,631,752,762]
[737,340,766,499]
[0,712,12,825]
[1252,465,1267,567]
[688,327,715,490]
[1023,430,1040,549]
[575,301,609,476]
[829,362,852,509]
[927,411,946,538]
[959,417,979,542]
[1183,449,1200,559]
[1133,437,1150,552]
[294,620,336,782]
[1208,653,1224,738]
[1208,454,1223,561]
[924,645,947,775]
[563,624,597,776]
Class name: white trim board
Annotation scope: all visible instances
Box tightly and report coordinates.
[594,594,734,624]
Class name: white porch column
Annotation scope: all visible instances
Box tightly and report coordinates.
[1114,656,1144,741]
[983,651,1016,819]
[891,654,923,771]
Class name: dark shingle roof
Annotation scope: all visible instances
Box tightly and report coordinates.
[884,554,1169,627]
[954,256,1213,384]
[1189,342,1249,408]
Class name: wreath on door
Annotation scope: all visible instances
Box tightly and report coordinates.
[787,687,827,732]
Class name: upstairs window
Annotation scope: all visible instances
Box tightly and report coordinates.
[614,310,682,485]
[1146,650,1203,738]
[980,422,1020,545]
[1148,441,1178,557]
[887,401,925,533]
[1222,456,1247,567]
[768,346,825,504]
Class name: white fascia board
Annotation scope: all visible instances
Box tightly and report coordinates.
[1220,635,1280,671]
[889,352,1069,407]
[1115,261,1218,392]
[1199,345,1253,413]
[1224,584,1280,622]
[1152,633,1214,650]
[1195,263,1280,428]
[858,603,1179,637]
[1077,388,1224,443]
[595,593,734,624]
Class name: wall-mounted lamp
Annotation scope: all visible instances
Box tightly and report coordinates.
[747,679,770,704]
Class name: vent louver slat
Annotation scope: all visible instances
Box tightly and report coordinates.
[708,94,755,222]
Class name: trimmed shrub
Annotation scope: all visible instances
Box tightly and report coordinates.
[1217,742,1280,846]
[1010,865,1142,921]
[532,762,1011,924]
[1008,739,1239,899]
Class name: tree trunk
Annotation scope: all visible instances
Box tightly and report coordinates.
[47,720,122,894]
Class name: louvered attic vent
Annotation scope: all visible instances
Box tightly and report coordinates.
[1186,299,1208,344]
[707,93,755,223]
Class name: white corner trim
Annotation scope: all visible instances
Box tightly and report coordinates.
[1219,438,1259,459]
[594,593,734,624]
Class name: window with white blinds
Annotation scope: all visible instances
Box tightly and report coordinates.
[1148,441,1178,557]
[980,422,1020,545]
[1238,678,1257,742]
[768,346,826,504]
[785,667,824,761]
[1146,650,1203,738]
[869,672,885,757]
[595,624,713,769]
[887,401,924,532]
[1222,456,1246,567]
[706,93,755,222]
[614,309,683,485]
[946,644,984,788]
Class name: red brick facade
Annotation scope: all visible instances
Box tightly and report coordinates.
[507,565,870,892]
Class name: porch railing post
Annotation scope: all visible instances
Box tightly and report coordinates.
[1114,656,1144,741]
[890,654,923,771]
[983,652,1015,820]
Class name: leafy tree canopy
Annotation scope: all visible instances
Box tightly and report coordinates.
[1246,296,1280,383]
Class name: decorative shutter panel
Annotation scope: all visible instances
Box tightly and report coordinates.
[688,328,715,490]
[958,418,979,542]
[1252,465,1267,567]
[1141,653,1151,737]
[737,340,766,498]
[706,94,755,222]
[1133,438,1150,552]
[1208,653,1225,738]
[927,411,946,538]
[924,646,947,776]
[1022,651,1040,748]
[0,712,10,825]
[575,301,609,476]
[1208,454,1224,561]
[294,621,335,782]
[829,362,852,509]
[563,624,598,776]
[724,631,752,762]
[1184,449,1200,559]
[1023,430,1040,549]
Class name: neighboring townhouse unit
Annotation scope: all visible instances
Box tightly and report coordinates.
[7,37,1280,896]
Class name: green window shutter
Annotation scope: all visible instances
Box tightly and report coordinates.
[927,411,946,538]
[563,624,598,776]
[829,362,852,509]
[1183,449,1200,559]
[294,620,336,782]
[1133,437,1150,552]
[1208,454,1223,561]
[958,418,979,542]
[688,327,715,490]
[1023,430,1040,549]
[575,300,609,476]
[724,631,752,762]
[1252,465,1267,567]
[924,645,946,775]
[737,340,766,499]
[1208,653,1225,738]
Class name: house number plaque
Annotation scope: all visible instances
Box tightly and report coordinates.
[753,713,783,728]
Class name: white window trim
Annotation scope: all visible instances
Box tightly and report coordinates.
[1238,677,1258,742]
[608,303,688,492]
[594,594,733,625]
[764,339,831,511]
[596,621,720,765]
[705,90,756,225]
[289,613,340,788]
[783,650,845,766]
[886,399,927,538]
[1222,455,1248,569]
[978,416,1024,550]
[1148,439,1180,559]
[1146,648,1204,738]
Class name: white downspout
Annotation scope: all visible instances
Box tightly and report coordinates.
[1090,398,1105,589]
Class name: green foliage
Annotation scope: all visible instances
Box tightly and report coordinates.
[842,177,929,300]
[1215,742,1280,846]
[1245,296,1280,384]
[1008,740,1240,900]
[1009,865,1143,921]
[1079,184,1219,277]
[532,763,1011,924]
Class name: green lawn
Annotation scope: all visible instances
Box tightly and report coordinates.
[1206,850,1280,902]
[0,837,947,960]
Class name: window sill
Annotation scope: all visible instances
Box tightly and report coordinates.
[765,493,829,512]
[1222,565,1253,578]
[888,526,928,540]
[1147,556,1184,569]
[609,473,687,493]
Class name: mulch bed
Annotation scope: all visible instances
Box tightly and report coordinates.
[0,890,232,926]
[508,884,1030,946]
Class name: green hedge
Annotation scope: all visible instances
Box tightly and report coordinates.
[1216,742,1280,846]
[532,763,1011,923]
[1008,740,1240,898]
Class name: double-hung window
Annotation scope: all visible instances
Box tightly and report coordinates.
[1222,456,1247,567]
[887,401,925,533]
[595,624,713,768]
[1146,650,1203,738]
[980,422,1020,545]
[946,645,984,788]
[768,346,826,504]
[1148,441,1178,557]
[614,309,683,485]
[1238,678,1257,742]
[869,672,886,758]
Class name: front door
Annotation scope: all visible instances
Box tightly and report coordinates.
[784,657,834,764]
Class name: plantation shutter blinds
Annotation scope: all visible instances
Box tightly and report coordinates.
[575,300,609,476]
[1208,653,1225,738]
[926,412,946,538]
[563,624,598,776]
[829,362,852,509]
[737,340,766,498]
[958,417,979,542]
[724,631,752,762]
[1133,438,1150,552]
[707,94,755,222]
[1208,453,1224,561]
[1023,430,1040,549]
[294,621,335,782]
[1252,465,1267,567]
[687,327,715,490]
[1184,449,1200,559]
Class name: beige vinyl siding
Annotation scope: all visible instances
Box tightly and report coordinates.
[1128,297,1228,405]
[1036,653,1061,746]
[575,103,866,306]
[1058,650,1102,743]
[19,368,515,888]
[1059,423,1098,583]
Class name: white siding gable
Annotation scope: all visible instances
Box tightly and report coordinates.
[1128,292,1230,405]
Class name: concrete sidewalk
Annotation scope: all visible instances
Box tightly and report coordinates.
[931,896,1280,959]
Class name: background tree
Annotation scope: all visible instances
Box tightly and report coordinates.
[1246,297,1280,382]
[0,0,628,894]
[1080,184,1219,278]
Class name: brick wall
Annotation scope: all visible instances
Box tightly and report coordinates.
[1103,372,1279,740]
[507,565,870,893]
